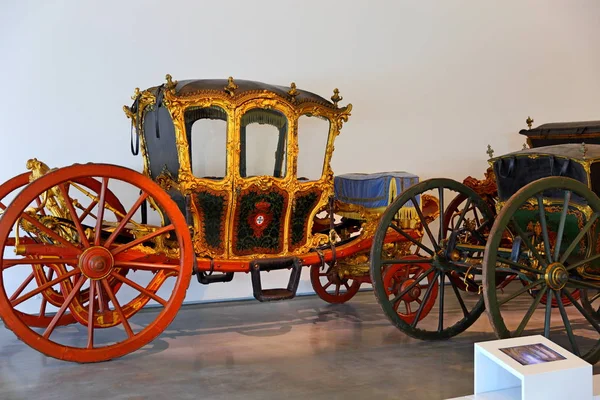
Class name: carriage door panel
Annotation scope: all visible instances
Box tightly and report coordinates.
[231,108,290,256]
[290,114,331,251]
[186,106,231,257]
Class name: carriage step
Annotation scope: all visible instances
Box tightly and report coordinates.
[197,271,234,285]
[250,257,302,302]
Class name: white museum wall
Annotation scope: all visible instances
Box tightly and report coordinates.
[0,0,599,306]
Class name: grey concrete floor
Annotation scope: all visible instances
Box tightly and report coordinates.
[0,288,598,400]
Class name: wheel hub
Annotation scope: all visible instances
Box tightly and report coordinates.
[399,279,421,301]
[79,246,114,280]
[545,262,569,290]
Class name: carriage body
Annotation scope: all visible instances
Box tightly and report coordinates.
[490,143,600,279]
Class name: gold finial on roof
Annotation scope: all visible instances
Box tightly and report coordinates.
[526,116,534,129]
[224,76,238,96]
[581,142,588,158]
[523,142,528,149]
[486,144,494,159]
[131,87,140,100]
[331,88,342,107]
[288,82,299,102]
[165,74,177,91]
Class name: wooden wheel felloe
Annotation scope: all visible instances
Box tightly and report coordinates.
[370,178,493,340]
[310,264,361,304]
[0,163,192,363]
[483,177,600,363]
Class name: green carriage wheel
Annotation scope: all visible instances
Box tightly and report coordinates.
[483,177,600,363]
[370,178,494,340]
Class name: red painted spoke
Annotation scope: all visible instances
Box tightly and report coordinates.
[39,297,47,317]
[43,275,87,339]
[335,284,340,296]
[343,282,350,291]
[9,272,35,301]
[111,224,175,256]
[104,192,149,248]
[78,199,98,222]
[323,281,332,290]
[94,178,109,246]
[87,279,96,349]
[406,301,412,314]
[101,279,134,338]
[12,269,79,307]
[0,201,6,210]
[58,183,90,248]
[18,212,81,253]
[96,281,106,313]
[109,271,168,306]
[113,260,180,272]
[3,258,79,268]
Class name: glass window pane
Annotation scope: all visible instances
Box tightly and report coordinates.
[241,108,288,178]
[297,115,330,181]
[188,107,227,179]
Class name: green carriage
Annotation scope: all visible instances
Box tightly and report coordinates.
[369,120,600,362]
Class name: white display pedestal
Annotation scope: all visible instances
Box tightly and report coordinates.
[448,335,595,400]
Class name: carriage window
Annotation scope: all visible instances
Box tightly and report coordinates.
[297,115,330,181]
[187,106,227,180]
[240,108,288,178]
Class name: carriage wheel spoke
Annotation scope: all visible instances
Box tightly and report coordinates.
[564,290,600,333]
[554,290,580,356]
[438,188,444,243]
[411,271,439,329]
[514,285,546,336]
[96,281,107,313]
[389,223,434,256]
[94,177,109,246]
[104,192,149,248]
[438,273,445,332]
[101,279,134,338]
[343,282,351,291]
[43,275,87,339]
[111,224,175,256]
[498,278,545,306]
[58,183,90,248]
[78,199,98,222]
[560,212,599,264]
[9,272,35,301]
[537,195,552,264]
[566,254,600,272]
[510,218,547,268]
[544,288,552,338]
[39,297,47,317]
[109,271,168,306]
[447,273,469,317]
[87,279,96,349]
[553,191,571,262]
[12,269,79,306]
[335,284,340,296]
[566,279,600,291]
[454,198,473,234]
[389,265,436,305]
[412,196,439,251]
[496,257,543,275]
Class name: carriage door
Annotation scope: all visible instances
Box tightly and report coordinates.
[230,107,291,256]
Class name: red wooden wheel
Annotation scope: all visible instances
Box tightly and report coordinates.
[310,264,361,303]
[0,171,127,328]
[383,255,438,324]
[0,164,192,362]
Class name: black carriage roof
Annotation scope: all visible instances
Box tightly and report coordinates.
[520,120,600,137]
[147,78,340,109]
[492,143,600,162]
